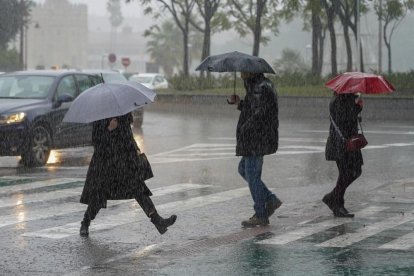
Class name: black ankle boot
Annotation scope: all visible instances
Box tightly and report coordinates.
[80,221,89,237]
[150,213,177,235]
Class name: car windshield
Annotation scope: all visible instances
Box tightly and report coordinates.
[0,75,55,99]
[131,76,152,84]
[102,73,127,83]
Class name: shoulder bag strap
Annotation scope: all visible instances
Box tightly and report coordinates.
[329,115,346,141]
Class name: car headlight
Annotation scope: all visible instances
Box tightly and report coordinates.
[0,112,26,125]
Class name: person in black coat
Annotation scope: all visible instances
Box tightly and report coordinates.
[323,92,364,217]
[231,72,282,227]
[79,113,176,236]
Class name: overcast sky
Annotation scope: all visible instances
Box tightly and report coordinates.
[33,0,144,17]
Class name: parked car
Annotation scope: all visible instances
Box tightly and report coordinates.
[0,70,102,167]
[81,69,144,128]
[129,73,169,90]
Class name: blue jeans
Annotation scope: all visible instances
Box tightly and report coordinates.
[238,156,277,218]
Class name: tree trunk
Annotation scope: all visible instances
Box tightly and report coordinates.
[311,4,321,75]
[387,43,391,74]
[343,24,352,71]
[183,20,190,76]
[327,7,337,75]
[318,27,326,76]
[252,0,266,56]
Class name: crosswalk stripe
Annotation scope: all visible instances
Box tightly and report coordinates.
[317,211,414,248]
[22,187,251,239]
[0,178,84,194]
[257,206,389,246]
[0,183,211,228]
[378,231,414,250]
[0,183,210,209]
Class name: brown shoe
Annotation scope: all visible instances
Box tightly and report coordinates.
[266,197,283,217]
[241,215,269,228]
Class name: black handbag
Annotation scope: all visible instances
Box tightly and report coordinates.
[136,152,154,181]
[330,115,368,152]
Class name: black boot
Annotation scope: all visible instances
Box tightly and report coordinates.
[80,220,89,237]
[333,207,355,218]
[322,193,335,211]
[150,213,177,235]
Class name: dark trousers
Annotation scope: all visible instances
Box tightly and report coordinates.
[82,194,157,226]
[330,159,362,206]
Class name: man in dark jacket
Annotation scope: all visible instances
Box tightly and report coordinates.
[231,72,282,227]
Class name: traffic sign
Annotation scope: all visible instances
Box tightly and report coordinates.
[108,53,116,63]
[121,57,131,67]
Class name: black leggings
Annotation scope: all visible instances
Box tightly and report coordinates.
[330,159,362,206]
[82,194,157,226]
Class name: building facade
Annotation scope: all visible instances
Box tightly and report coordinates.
[27,0,88,70]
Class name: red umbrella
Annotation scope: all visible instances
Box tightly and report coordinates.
[325,72,396,94]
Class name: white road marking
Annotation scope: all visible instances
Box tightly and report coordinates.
[317,212,414,248]
[379,231,414,250]
[0,183,211,228]
[0,183,210,208]
[317,211,414,247]
[257,206,389,245]
[22,187,252,239]
[0,178,84,194]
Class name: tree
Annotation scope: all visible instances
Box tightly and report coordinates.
[273,48,309,74]
[375,0,414,73]
[190,0,230,75]
[126,0,196,76]
[144,21,203,77]
[227,0,281,56]
[0,48,20,72]
[107,0,124,52]
[321,0,337,76]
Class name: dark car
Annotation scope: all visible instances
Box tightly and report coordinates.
[0,70,102,167]
[81,69,144,128]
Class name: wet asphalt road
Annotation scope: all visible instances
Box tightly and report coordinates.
[0,102,414,275]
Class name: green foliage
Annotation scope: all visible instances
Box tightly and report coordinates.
[384,71,414,94]
[273,48,310,75]
[166,71,414,96]
[0,47,20,72]
[145,20,203,77]
[0,0,33,48]
[107,0,124,28]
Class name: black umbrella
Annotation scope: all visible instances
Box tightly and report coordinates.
[195,51,275,97]
[195,51,275,74]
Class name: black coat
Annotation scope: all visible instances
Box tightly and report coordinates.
[80,113,151,208]
[325,94,363,164]
[236,74,279,156]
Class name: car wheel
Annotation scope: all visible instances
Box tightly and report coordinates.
[21,125,51,167]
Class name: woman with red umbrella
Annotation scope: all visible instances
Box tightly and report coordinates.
[322,72,395,217]
[323,92,364,217]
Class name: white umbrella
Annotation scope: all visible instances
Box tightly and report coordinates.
[63,81,156,123]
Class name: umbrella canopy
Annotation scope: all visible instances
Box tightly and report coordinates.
[195,51,275,74]
[325,72,396,94]
[63,81,156,123]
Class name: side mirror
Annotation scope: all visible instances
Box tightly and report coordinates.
[53,94,74,108]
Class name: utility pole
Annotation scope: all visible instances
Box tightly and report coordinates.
[378,0,383,73]
[356,0,361,72]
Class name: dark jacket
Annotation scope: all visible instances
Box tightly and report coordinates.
[236,74,279,156]
[325,94,363,163]
[80,113,151,208]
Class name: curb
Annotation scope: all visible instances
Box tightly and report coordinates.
[153,94,414,120]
